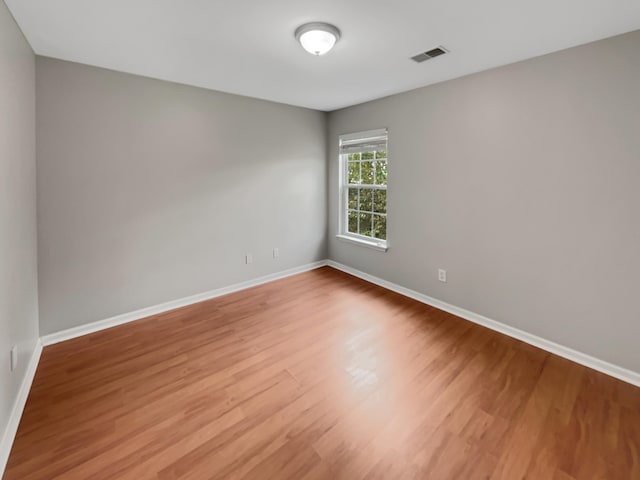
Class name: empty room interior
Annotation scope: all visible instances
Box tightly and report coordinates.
[2,1,640,479]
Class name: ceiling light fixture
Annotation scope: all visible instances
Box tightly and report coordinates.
[295,22,341,56]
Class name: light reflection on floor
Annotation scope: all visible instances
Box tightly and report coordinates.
[341,309,388,390]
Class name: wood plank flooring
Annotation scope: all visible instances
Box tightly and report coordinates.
[4,266,640,479]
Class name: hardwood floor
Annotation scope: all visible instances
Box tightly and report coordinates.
[4,266,640,479]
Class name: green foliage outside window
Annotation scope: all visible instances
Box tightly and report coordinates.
[346,150,387,240]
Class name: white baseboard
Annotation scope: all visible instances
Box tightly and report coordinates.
[41,260,328,346]
[327,260,640,388]
[0,339,43,476]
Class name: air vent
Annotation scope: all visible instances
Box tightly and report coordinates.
[411,46,448,63]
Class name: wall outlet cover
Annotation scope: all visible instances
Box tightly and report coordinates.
[438,269,447,282]
[10,345,18,371]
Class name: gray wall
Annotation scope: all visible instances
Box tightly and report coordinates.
[37,58,327,335]
[0,0,39,454]
[328,30,640,373]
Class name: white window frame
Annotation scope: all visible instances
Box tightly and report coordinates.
[337,128,388,252]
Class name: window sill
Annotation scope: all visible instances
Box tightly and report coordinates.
[336,234,388,252]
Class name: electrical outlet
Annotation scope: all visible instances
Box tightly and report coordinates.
[438,269,447,283]
[10,345,18,372]
[273,248,279,259]
[245,253,253,264]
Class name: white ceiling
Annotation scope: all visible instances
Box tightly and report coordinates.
[6,0,640,111]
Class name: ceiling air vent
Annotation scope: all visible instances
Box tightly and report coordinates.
[411,46,448,63]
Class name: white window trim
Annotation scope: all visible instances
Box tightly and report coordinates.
[337,128,388,252]
[336,233,388,252]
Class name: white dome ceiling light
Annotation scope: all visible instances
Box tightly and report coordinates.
[295,22,341,56]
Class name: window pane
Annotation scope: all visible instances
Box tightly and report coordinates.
[359,212,373,237]
[361,162,374,184]
[373,190,386,214]
[348,161,360,184]
[348,188,358,209]
[375,161,387,185]
[373,214,387,240]
[348,211,358,234]
[359,188,373,212]
[340,131,387,243]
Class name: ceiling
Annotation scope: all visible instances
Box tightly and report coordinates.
[6,0,640,111]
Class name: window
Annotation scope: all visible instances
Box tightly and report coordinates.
[338,128,388,251]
